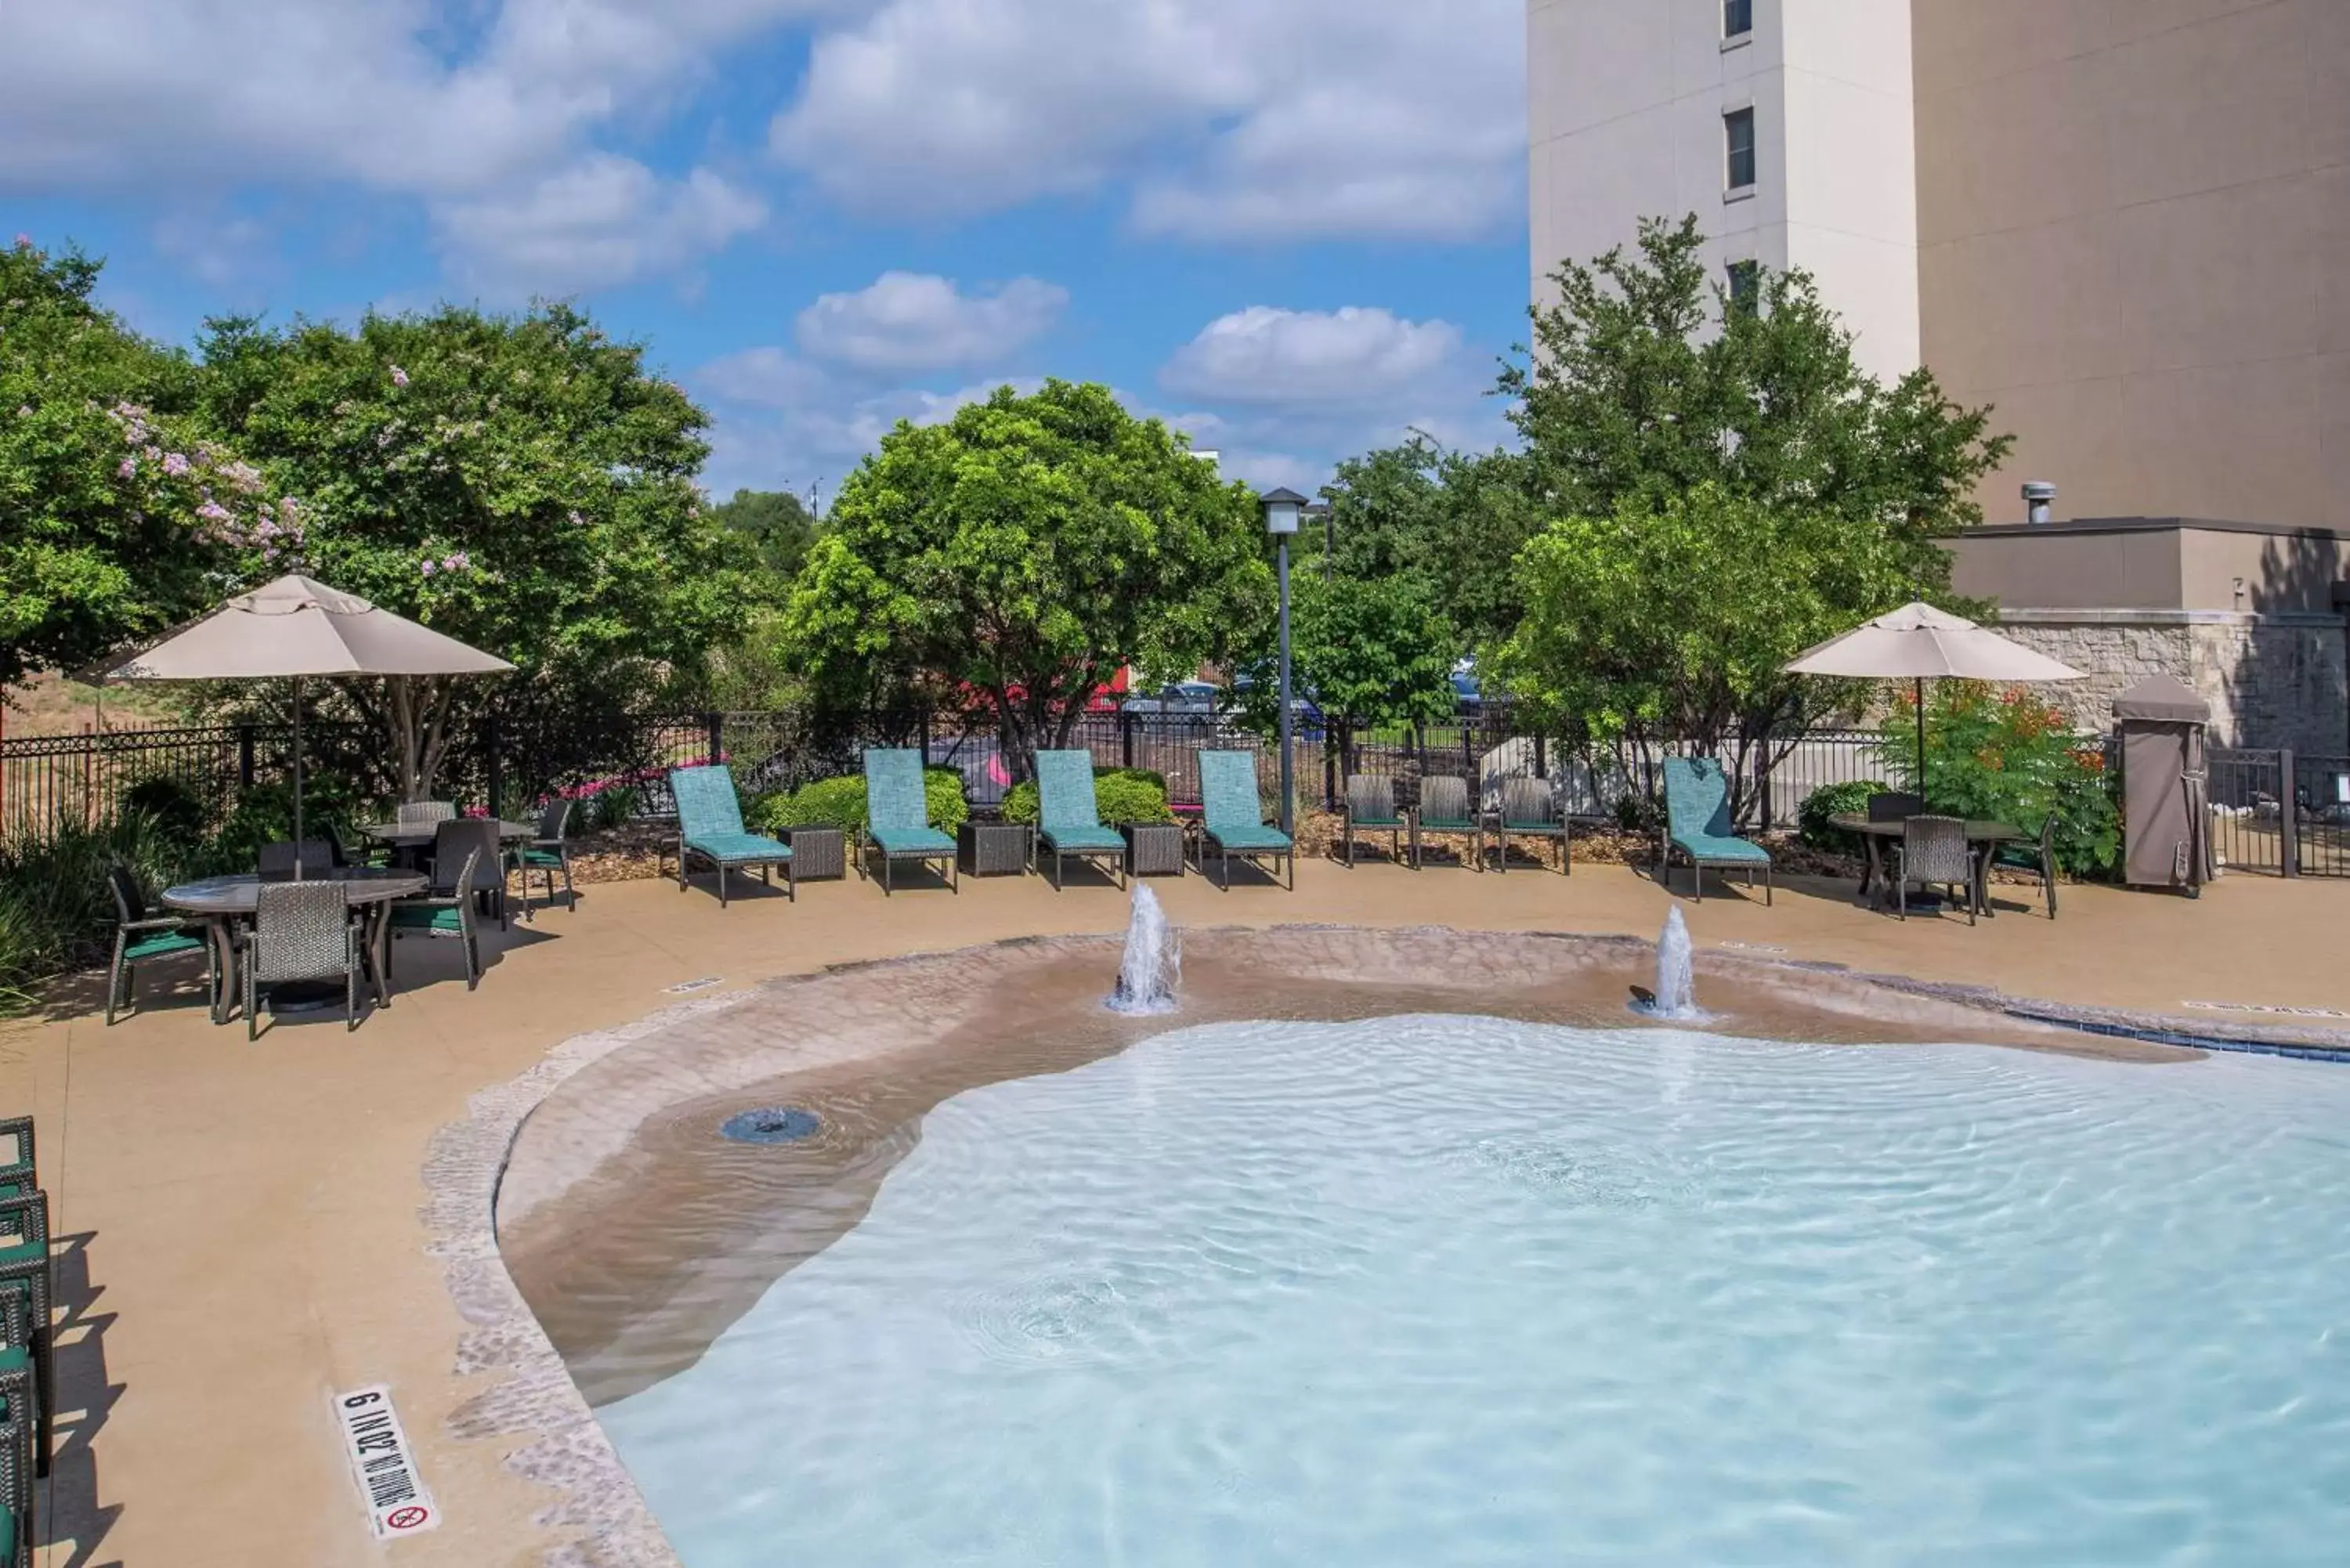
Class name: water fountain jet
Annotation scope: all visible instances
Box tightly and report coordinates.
[1106,883,1180,1015]
[1631,906,1704,1021]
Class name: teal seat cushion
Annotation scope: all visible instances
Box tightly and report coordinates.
[388,904,465,933]
[1992,844,2043,870]
[686,832,790,864]
[1499,817,1564,833]
[0,1498,14,1559]
[515,846,566,867]
[1418,815,1477,832]
[0,1240,43,1271]
[124,930,207,962]
[870,826,953,855]
[1039,826,1126,853]
[1208,824,1292,852]
[1676,833,1770,864]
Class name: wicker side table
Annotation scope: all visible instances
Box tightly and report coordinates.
[1123,822,1187,878]
[958,821,1032,877]
[780,826,846,880]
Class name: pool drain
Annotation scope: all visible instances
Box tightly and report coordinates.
[721,1107,822,1144]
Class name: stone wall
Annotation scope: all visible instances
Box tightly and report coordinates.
[1994,609,2348,755]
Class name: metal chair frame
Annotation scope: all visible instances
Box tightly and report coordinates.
[105,865,218,1026]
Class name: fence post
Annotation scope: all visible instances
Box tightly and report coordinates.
[1755,746,1773,834]
[917,709,931,765]
[1533,733,1547,780]
[2280,748,2299,876]
[705,711,725,769]
[237,724,256,788]
[1121,710,1136,771]
[484,716,504,818]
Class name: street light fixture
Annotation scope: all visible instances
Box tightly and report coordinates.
[1260,487,1307,836]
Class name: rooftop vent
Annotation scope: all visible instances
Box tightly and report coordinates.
[2022,481,2057,526]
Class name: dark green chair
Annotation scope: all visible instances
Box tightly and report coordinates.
[1410,775,1484,869]
[105,865,216,1027]
[1492,776,1571,874]
[1661,757,1771,904]
[1193,750,1292,890]
[510,797,577,921]
[0,1191,52,1489]
[1987,810,2058,919]
[666,765,792,906]
[0,1284,35,1546]
[388,834,486,991]
[1032,751,1126,890]
[1337,775,1408,866]
[861,750,957,894]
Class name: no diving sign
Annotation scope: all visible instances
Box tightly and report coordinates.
[335,1385,441,1540]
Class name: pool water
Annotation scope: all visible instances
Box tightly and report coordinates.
[599,1017,2350,1566]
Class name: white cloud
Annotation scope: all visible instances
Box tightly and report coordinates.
[771,0,1524,241]
[1160,306,1469,407]
[795,273,1068,374]
[432,157,767,298]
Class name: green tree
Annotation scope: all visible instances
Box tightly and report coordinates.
[195,303,751,798]
[780,381,1274,771]
[1235,569,1459,734]
[0,240,287,692]
[710,487,819,581]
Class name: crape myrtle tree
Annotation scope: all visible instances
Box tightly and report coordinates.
[1490,215,2014,822]
[781,381,1274,779]
[0,240,294,694]
[196,304,752,800]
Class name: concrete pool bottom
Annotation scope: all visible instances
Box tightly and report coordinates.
[443,923,2193,1568]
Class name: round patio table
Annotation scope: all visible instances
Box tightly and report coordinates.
[357,819,537,852]
[162,868,428,1023]
[1829,812,2026,916]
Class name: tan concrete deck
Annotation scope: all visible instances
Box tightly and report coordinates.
[2,858,2343,1567]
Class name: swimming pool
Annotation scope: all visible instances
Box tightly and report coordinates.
[593,1013,2350,1566]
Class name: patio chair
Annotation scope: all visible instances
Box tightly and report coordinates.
[509,797,577,921]
[388,839,486,989]
[662,765,793,907]
[0,1285,33,1554]
[256,839,334,880]
[1661,757,1773,904]
[1987,810,2059,919]
[420,817,507,928]
[0,1121,31,1201]
[1867,791,1925,823]
[1032,750,1126,891]
[1492,776,1571,875]
[1411,775,1483,870]
[242,879,362,1037]
[861,750,958,894]
[1193,750,1293,890]
[396,800,457,827]
[105,864,216,1026]
[0,1190,51,1489]
[1337,775,1408,867]
[1890,815,1978,923]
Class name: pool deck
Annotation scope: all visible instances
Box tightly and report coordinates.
[3,858,2345,1566]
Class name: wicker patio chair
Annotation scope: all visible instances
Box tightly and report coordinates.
[1492,776,1571,875]
[396,800,457,827]
[242,879,362,1037]
[1891,814,1977,923]
[861,750,957,894]
[255,839,334,880]
[388,840,486,991]
[1193,749,1293,890]
[1032,750,1126,891]
[0,1190,55,1486]
[0,1283,36,1531]
[1412,775,1483,869]
[510,797,577,921]
[0,1122,30,1202]
[664,765,793,906]
[1867,791,1925,823]
[420,817,506,928]
[105,864,215,1027]
[1661,757,1772,904]
[1337,775,1408,867]
[1986,811,2059,919]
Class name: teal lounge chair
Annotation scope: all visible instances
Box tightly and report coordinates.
[665,764,793,907]
[1661,757,1772,904]
[1032,750,1127,890]
[862,749,957,894]
[1193,749,1293,890]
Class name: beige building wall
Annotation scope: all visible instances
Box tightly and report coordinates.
[1913,1,2350,530]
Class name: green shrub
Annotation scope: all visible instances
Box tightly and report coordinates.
[0,811,205,1010]
[754,768,971,836]
[121,775,212,846]
[204,773,371,869]
[1797,779,1885,855]
[1000,768,1173,827]
[1876,684,2120,876]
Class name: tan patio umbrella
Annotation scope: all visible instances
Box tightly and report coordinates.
[103,575,512,870]
[1784,601,2084,793]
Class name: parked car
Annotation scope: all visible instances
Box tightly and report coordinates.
[1122,681,1224,716]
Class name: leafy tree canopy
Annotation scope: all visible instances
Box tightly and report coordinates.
[194,302,752,797]
[1235,568,1460,734]
[780,380,1274,768]
[710,486,820,583]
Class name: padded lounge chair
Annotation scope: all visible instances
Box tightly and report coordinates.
[1337,775,1408,866]
[1032,750,1127,890]
[1192,750,1293,890]
[665,764,793,907]
[1491,776,1571,874]
[1411,775,1484,869]
[1661,757,1772,904]
[861,749,957,894]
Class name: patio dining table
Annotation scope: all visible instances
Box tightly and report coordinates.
[162,867,428,1023]
[357,818,537,854]
[1829,812,2027,917]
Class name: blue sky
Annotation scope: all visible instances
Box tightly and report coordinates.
[1,0,1528,502]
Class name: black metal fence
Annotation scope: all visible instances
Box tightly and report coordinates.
[2207,748,2350,878]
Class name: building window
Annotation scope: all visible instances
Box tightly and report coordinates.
[1724,107,1756,191]
[1727,260,1760,312]
[1723,0,1752,38]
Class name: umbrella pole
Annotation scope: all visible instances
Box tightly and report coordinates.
[1914,675,1926,804]
[292,675,305,879]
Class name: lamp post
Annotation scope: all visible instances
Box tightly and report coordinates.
[1260,488,1307,835]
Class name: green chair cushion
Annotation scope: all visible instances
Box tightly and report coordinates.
[1499,817,1564,833]
[0,1241,42,1271]
[685,832,790,865]
[870,825,954,856]
[123,930,207,962]
[388,904,465,933]
[0,1345,26,1374]
[1418,815,1478,832]
[514,847,567,867]
[1207,824,1292,852]
[0,1498,14,1559]
[1039,825,1126,854]
[1991,844,2044,871]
